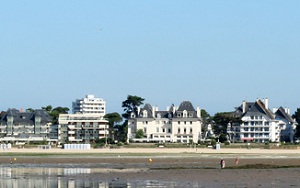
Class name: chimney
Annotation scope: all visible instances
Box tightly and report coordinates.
[152,106,156,116]
[264,98,269,109]
[242,101,246,113]
[197,107,201,118]
[137,107,141,114]
[285,108,291,115]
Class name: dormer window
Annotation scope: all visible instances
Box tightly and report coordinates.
[143,110,148,118]
[183,110,187,118]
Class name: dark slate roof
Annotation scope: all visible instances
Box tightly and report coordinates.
[0,108,52,125]
[138,103,154,118]
[234,100,275,119]
[135,101,198,119]
[155,111,173,118]
[174,101,198,118]
[177,101,196,112]
[275,107,294,123]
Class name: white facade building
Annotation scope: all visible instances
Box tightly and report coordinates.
[58,113,109,144]
[228,98,296,143]
[127,101,202,144]
[72,95,106,116]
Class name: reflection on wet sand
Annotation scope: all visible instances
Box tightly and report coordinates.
[0,167,182,188]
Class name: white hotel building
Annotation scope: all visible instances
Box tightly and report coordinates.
[127,101,202,144]
[58,94,109,144]
[72,95,106,116]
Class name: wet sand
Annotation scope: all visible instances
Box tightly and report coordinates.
[1,147,300,187]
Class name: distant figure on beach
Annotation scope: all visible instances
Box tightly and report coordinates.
[220,158,225,169]
[235,157,239,165]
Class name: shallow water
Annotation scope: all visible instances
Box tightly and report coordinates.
[0,166,198,188]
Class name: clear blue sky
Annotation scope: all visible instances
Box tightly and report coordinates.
[1,1,299,115]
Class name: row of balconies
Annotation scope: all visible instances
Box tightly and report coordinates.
[240,129,270,133]
[68,125,108,129]
[241,124,270,127]
[241,136,270,139]
[68,130,108,135]
[68,136,103,140]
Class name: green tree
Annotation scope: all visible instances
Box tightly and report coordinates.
[120,95,145,142]
[114,123,127,142]
[42,105,69,124]
[50,107,69,124]
[212,112,243,141]
[122,95,145,119]
[26,108,35,112]
[135,129,144,138]
[104,112,123,140]
[42,105,53,113]
[201,109,212,133]
[292,108,300,138]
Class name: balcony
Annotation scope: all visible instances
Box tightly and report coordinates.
[98,130,108,135]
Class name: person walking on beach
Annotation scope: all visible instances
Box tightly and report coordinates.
[220,158,225,169]
[235,157,239,165]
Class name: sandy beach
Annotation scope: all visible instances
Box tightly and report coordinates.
[1,147,300,187]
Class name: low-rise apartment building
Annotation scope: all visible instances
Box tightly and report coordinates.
[228,98,296,143]
[0,108,52,143]
[127,101,202,143]
[58,113,109,144]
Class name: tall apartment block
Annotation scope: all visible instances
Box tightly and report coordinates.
[58,94,109,144]
[72,95,106,116]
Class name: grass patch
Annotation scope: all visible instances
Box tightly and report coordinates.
[226,164,300,169]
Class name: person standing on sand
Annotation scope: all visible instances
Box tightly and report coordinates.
[220,158,225,169]
[235,157,239,165]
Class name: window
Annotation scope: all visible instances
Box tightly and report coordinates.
[178,128,180,134]
[156,127,159,132]
[178,121,180,125]
[162,128,165,133]
[168,128,171,133]
[190,121,192,125]
[143,110,148,118]
[183,110,187,117]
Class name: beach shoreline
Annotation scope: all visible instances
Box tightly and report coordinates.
[1,148,300,187]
